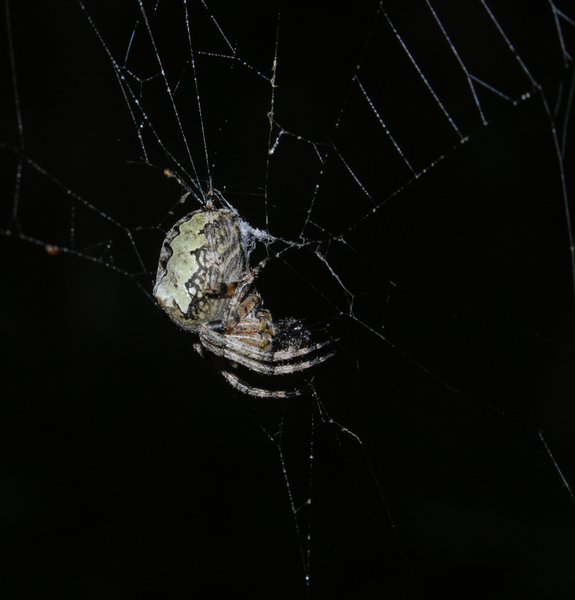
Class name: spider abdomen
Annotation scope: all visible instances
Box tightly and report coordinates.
[153,208,248,332]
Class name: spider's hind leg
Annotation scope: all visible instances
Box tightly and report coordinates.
[220,370,309,398]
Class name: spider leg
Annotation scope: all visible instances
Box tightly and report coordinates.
[201,318,333,363]
[219,330,332,362]
[199,327,334,375]
[273,340,332,361]
[219,370,307,398]
[195,341,310,397]
[198,329,277,374]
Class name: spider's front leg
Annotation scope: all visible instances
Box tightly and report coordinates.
[226,290,276,350]
[218,263,268,326]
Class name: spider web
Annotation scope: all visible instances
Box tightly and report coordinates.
[2,1,575,598]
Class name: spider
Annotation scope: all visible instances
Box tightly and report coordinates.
[153,192,333,397]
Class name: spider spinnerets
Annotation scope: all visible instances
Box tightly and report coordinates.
[153,194,332,397]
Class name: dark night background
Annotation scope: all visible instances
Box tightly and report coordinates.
[1,1,575,598]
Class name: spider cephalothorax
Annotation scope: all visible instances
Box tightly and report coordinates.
[153,196,332,397]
